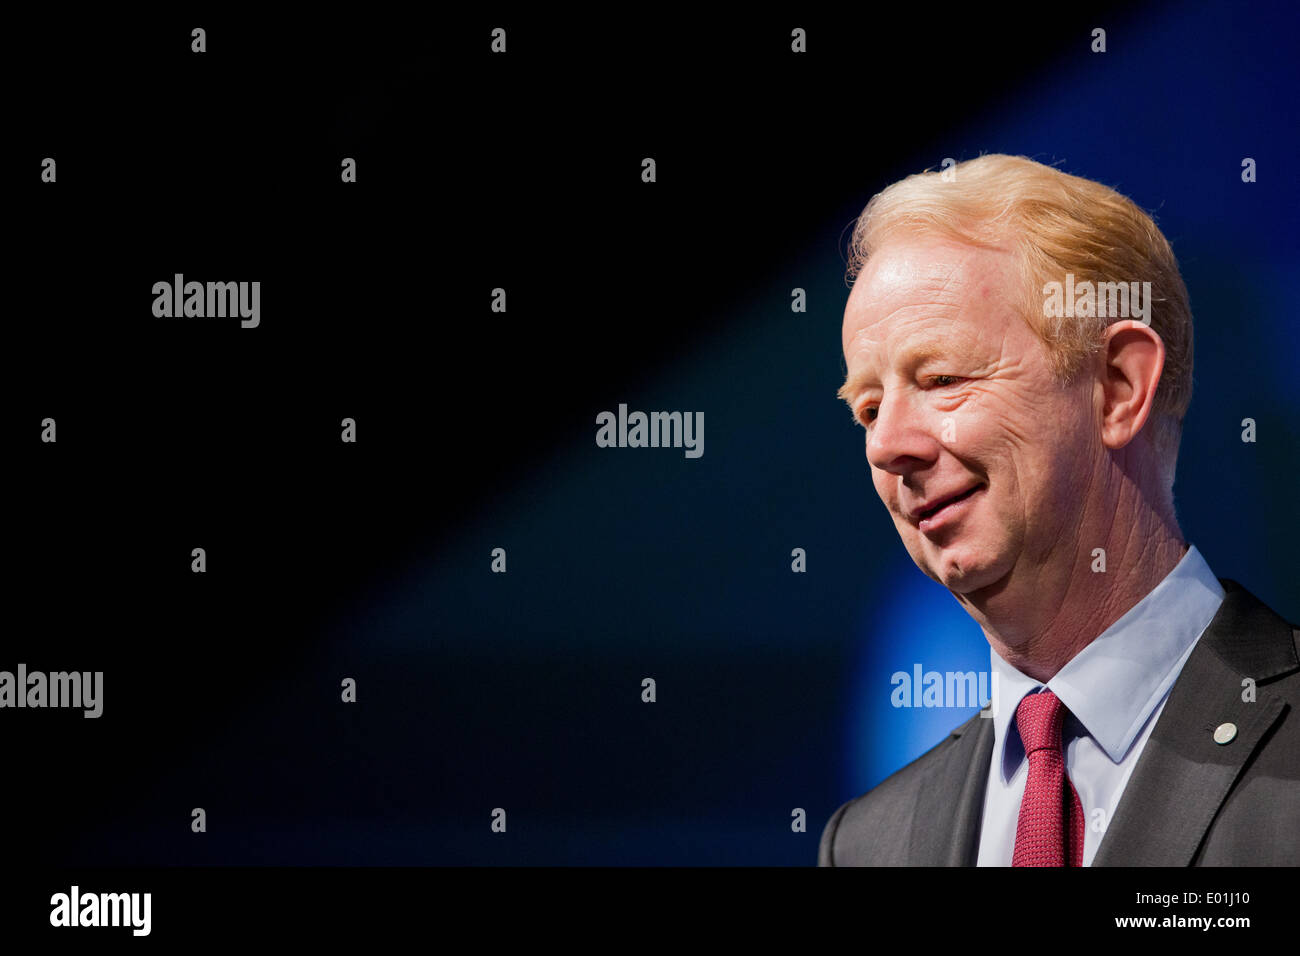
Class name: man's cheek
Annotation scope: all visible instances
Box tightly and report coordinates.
[871,477,892,509]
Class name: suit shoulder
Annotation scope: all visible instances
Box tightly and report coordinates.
[1209,579,1300,688]
[819,713,982,866]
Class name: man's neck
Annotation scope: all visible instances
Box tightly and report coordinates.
[958,501,1188,684]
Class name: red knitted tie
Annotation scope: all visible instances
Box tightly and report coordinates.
[1012,690,1085,867]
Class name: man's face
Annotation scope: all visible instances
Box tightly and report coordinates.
[840,235,1099,597]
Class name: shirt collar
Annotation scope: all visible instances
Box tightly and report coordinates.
[988,544,1225,781]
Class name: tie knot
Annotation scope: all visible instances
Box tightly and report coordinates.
[1016,690,1068,756]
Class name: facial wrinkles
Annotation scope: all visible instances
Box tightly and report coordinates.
[842,248,972,357]
[846,242,1030,485]
[845,246,1020,408]
[1010,380,1097,596]
[1015,453,1105,656]
[850,315,997,523]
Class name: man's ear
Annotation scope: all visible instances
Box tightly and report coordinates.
[1096,320,1165,450]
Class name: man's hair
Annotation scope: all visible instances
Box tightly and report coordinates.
[846,154,1193,487]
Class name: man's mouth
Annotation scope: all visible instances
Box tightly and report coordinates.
[913,484,983,528]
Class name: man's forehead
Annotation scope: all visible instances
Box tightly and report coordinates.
[841,238,1015,354]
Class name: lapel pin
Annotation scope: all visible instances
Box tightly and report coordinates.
[1213,722,1237,745]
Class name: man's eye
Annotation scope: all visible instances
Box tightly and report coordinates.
[858,406,877,426]
[930,375,963,387]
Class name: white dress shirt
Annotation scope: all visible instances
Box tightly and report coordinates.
[975,544,1225,866]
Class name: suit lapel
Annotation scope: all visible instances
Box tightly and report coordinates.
[1093,580,1298,865]
[908,712,994,864]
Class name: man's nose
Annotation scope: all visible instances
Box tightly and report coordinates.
[865,392,940,476]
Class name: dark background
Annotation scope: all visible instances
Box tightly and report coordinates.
[8,3,1297,865]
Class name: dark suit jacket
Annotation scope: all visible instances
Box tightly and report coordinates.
[819,579,1300,865]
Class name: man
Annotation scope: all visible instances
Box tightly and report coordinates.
[820,154,1299,866]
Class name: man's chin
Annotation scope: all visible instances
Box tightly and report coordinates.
[919,547,1005,595]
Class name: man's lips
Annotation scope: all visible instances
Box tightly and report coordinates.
[908,484,983,523]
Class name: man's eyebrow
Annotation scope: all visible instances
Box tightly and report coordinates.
[837,340,949,404]
[837,368,872,405]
